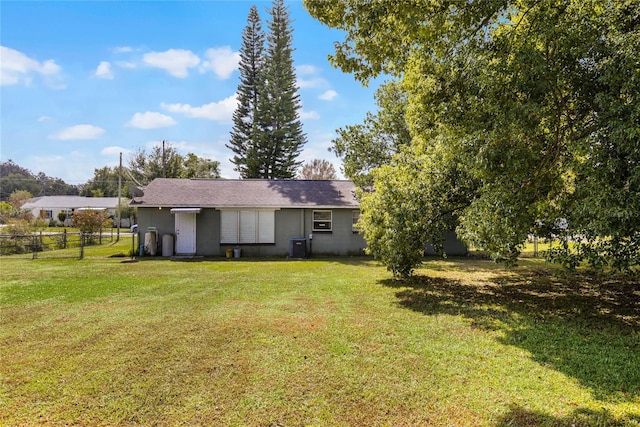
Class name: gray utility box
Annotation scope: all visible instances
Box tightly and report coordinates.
[289,238,307,258]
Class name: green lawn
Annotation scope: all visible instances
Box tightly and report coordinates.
[1,244,638,426]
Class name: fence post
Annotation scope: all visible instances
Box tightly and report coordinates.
[63,229,67,249]
[79,232,84,260]
[32,234,37,259]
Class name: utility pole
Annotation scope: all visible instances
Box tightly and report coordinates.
[117,152,122,242]
[162,140,166,178]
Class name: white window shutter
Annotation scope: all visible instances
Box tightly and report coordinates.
[220,209,276,244]
[239,210,257,243]
[220,211,238,244]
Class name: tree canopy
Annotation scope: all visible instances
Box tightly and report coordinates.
[0,160,78,201]
[305,0,640,275]
[331,80,411,187]
[128,141,221,186]
[81,166,121,197]
[298,159,338,180]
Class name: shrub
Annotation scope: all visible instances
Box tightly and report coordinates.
[72,210,111,244]
[0,220,36,255]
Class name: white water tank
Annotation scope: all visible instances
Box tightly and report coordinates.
[144,232,157,256]
[162,234,174,257]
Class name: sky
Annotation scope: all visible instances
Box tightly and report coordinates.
[1,0,382,185]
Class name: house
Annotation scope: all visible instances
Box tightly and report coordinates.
[133,178,468,258]
[21,196,124,226]
[132,178,365,257]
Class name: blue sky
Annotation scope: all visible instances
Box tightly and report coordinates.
[1,0,381,184]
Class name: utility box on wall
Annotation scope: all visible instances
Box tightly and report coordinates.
[289,238,307,258]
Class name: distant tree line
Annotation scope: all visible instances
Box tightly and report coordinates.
[0,142,221,201]
[0,160,79,201]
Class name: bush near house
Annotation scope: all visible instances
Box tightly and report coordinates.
[57,211,67,225]
[71,209,111,244]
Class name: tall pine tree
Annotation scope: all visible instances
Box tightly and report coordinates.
[229,0,306,179]
[227,5,265,178]
[258,0,306,179]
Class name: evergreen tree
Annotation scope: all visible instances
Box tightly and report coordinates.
[227,5,265,178]
[228,0,306,179]
[257,0,306,179]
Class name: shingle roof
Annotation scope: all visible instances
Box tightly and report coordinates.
[133,179,359,209]
[21,196,120,209]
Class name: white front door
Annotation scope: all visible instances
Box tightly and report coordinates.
[175,213,196,254]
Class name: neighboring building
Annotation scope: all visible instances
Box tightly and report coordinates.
[21,196,123,226]
[132,178,468,258]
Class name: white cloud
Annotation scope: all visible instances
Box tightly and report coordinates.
[319,90,338,101]
[34,154,64,164]
[142,49,200,78]
[1,46,64,88]
[94,61,114,79]
[37,115,53,122]
[200,46,240,79]
[126,111,177,129]
[161,94,237,122]
[101,146,132,157]
[50,124,105,140]
[297,77,327,89]
[28,153,95,184]
[295,64,329,89]
[112,46,133,53]
[296,65,319,75]
[39,60,61,76]
[115,61,137,69]
[300,109,320,120]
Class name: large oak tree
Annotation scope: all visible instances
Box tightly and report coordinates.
[305,0,640,275]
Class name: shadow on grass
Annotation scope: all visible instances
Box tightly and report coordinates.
[496,405,640,427]
[381,265,640,404]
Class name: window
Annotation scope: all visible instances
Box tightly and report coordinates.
[352,210,360,233]
[220,210,275,244]
[43,210,53,219]
[313,210,332,231]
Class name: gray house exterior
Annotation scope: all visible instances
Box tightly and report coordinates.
[132,179,366,257]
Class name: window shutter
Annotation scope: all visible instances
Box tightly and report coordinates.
[220,209,276,244]
[239,210,257,243]
[220,211,238,244]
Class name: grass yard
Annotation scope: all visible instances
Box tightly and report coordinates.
[1,241,639,426]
